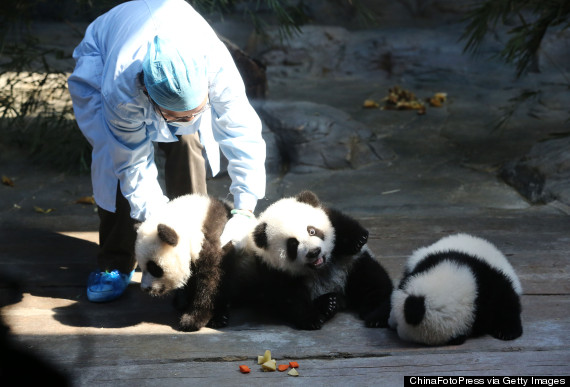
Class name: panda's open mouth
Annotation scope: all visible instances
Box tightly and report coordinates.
[308,255,326,269]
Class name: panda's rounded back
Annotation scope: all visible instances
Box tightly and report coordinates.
[406,233,521,294]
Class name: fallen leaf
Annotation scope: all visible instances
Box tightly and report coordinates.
[75,196,95,205]
[435,92,447,102]
[428,92,447,107]
[34,206,54,214]
[381,86,426,113]
[363,99,380,108]
[2,176,15,187]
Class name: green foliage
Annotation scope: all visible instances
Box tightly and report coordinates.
[461,0,570,78]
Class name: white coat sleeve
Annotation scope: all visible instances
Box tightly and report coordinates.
[207,41,266,212]
[101,97,169,221]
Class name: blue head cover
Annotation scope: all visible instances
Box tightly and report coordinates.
[143,35,208,112]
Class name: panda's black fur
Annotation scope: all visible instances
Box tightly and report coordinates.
[233,190,393,330]
[135,194,235,332]
[389,233,523,345]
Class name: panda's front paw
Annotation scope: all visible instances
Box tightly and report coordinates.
[362,308,390,328]
[491,323,523,341]
[315,293,338,321]
[179,309,213,332]
[296,293,339,330]
[360,301,391,328]
[447,335,468,345]
[490,310,523,341]
[299,320,323,330]
[296,294,338,330]
[355,232,368,252]
[343,230,368,255]
[207,312,230,329]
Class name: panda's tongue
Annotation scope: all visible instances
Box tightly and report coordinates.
[312,256,324,267]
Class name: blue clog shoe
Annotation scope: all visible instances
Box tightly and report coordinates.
[87,269,134,303]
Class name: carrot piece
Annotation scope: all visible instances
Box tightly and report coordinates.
[277,364,290,372]
[239,365,251,374]
[289,361,299,368]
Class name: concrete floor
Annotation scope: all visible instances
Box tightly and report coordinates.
[1,144,569,385]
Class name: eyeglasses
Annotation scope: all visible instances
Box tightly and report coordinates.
[158,102,211,123]
[144,90,210,123]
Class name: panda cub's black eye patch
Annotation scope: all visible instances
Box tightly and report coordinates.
[146,261,164,278]
[307,226,325,240]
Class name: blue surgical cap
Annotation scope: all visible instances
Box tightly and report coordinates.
[143,35,208,112]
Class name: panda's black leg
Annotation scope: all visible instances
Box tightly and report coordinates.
[346,251,393,328]
[179,310,213,332]
[178,244,225,332]
[489,294,523,340]
[172,288,189,311]
[206,243,238,329]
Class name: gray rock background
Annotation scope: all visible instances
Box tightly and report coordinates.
[207,3,570,214]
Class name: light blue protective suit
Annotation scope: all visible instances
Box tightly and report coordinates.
[68,0,266,221]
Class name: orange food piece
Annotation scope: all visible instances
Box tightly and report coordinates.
[277,364,289,372]
[239,365,250,374]
[289,361,299,368]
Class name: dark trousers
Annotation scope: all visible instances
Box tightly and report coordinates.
[96,133,207,273]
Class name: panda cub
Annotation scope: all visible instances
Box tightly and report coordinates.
[389,233,523,346]
[135,194,233,332]
[236,190,393,330]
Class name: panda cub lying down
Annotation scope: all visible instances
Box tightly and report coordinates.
[233,190,394,330]
[135,194,234,332]
[389,233,523,345]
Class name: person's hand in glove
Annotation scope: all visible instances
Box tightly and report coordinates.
[220,209,257,249]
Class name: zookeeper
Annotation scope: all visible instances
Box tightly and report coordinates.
[68,0,266,303]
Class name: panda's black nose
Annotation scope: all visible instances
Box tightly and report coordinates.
[306,247,321,259]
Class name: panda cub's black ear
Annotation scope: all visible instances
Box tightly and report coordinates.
[253,222,268,249]
[295,191,321,208]
[157,223,179,247]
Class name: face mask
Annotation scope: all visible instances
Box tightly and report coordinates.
[168,120,195,128]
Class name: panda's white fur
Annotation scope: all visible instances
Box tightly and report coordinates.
[134,193,232,332]
[390,261,478,344]
[135,194,212,295]
[235,191,393,330]
[389,233,523,346]
[246,196,336,278]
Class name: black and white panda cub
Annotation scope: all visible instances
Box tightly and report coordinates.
[135,194,234,332]
[389,233,523,346]
[236,190,393,330]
